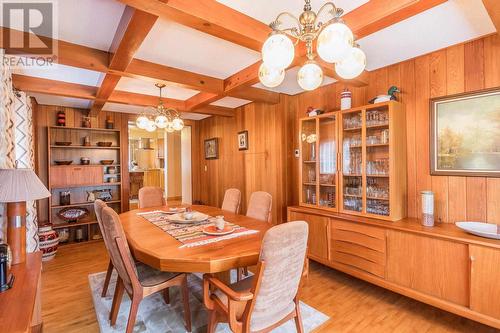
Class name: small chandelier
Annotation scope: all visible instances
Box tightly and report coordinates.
[259,0,366,91]
[135,83,184,132]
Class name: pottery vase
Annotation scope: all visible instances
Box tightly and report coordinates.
[38,223,59,261]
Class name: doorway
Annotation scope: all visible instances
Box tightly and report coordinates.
[128,122,192,209]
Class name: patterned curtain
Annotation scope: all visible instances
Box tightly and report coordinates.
[0,49,16,242]
[14,92,39,251]
[0,49,39,251]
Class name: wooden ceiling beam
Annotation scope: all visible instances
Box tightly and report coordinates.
[116,0,270,52]
[90,6,158,116]
[116,58,224,93]
[12,74,234,117]
[482,0,500,32]
[2,26,275,106]
[12,74,97,99]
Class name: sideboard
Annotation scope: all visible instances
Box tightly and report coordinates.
[288,206,500,329]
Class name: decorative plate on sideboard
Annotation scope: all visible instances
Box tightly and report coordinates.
[455,221,500,240]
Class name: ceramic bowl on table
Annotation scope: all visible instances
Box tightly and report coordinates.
[167,212,209,224]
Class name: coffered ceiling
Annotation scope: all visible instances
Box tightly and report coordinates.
[4,0,497,118]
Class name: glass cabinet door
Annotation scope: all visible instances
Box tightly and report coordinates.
[318,115,337,209]
[365,105,390,216]
[341,111,363,212]
[301,118,317,205]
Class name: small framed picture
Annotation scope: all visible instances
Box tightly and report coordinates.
[204,138,219,160]
[238,130,248,150]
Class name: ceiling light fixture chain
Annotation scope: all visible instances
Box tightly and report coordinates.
[259,0,367,91]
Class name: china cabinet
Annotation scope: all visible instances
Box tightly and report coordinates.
[299,101,406,221]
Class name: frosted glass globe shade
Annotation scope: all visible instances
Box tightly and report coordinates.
[136,115,149,129]
[154,114,169,128]
[262,33,294,69]
[335,47,366,79]
[172,117,184,131]
[165,122,175,133]
[317,22,354,63]
[258,63,285,88]
[145,120,157,132]
[297,61,323,91]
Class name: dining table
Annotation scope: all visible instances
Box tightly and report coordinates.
[119,204,272,282]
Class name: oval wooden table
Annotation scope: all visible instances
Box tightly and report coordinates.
[120,205,271,280]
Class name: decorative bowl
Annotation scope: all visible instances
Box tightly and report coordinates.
[55,141,72,146]
[455,222,500,240]
[100,160,114,165]
[57,207,89,223]
[55,160,73,165]
[97,141,113,147]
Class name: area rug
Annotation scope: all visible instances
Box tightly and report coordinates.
[89,271,329,333]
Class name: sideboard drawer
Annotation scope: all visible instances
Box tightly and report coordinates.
[330,219,386,278]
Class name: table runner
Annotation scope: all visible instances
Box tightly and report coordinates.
[138,211,259,248]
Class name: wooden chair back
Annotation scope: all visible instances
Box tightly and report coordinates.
[221,188,242,214]
[246,191,272,223]
[138,186,166,208]
[100,207,138,295]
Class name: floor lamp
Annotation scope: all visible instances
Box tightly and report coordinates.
[0,168,51,265]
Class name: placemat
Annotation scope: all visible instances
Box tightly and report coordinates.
[139,211,259,248]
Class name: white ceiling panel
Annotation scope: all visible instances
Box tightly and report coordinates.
[136,19,261,79]
[12,59,101,86]
[216,0,369,25]
[253,66,336,95]
[359,0,496,71]
[30,93,91,109]
[103,102,210,120]
[2,0,125,51]
[115,77,200,100]
[210,97,251,108]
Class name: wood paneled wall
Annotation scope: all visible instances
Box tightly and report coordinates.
[194,34,500,224]
[193,96,292,224]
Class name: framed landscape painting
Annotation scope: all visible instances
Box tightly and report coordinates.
[430,88,500,177]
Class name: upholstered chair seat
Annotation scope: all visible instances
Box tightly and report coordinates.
[221,188,242,214]
[246,191,272,223]
[135,262,181,287]
[138,186,166,209]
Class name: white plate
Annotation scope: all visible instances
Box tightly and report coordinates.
[167,212,209,224]
[455,222,500,240]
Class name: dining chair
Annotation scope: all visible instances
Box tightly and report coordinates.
[221,188,242,214]
[94,199,114,297]
[100,207,191,333]
[138,186,166,208]
[246,191,272,223]
[203,220,308,333]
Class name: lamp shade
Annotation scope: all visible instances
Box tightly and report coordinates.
[0,169,51,202]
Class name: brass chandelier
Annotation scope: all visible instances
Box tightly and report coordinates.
[135,83,184,132]
[259,0,366,91]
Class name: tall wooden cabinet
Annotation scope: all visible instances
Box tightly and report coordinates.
[48,126,123,245]
[299,101,406,221]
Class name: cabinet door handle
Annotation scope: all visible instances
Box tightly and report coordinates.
[73,168,82,171]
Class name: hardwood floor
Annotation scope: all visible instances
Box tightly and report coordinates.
[42,242,499,333]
